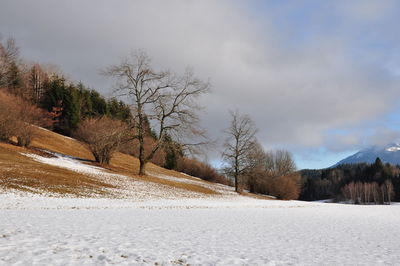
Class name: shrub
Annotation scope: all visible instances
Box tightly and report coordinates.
[74,116,128,164]
[176,157,229,185]
[0,90,50,146]
[269,174,301,200]
[246,173,301,200]
[0,91,18,140]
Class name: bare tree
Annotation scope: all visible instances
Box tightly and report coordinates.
[74,116,129,164]
[364,183,371,204]
[29,63,48,103]
[103,51,209,175]
[222,110,258,192]
[0,37,20,88]
[243,141,268,193]
[372,182,379,204]
[384,180,394,205]
[265,149,297,177]
[262,149,300,200]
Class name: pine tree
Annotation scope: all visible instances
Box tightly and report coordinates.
[163,135,183,170]
[63,85,81,134]
[6,61,22,94]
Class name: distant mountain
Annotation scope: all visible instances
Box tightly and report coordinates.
[334,143,400,166]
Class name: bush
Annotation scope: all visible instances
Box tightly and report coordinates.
[0,91,18,140]
[269,174,301,200]
[74,116,128,164]
[0,90,50,146]
[176,157,229,185]
[246,172,301,200]
[243,148,301,200]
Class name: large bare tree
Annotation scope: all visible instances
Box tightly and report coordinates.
[222,110,258,192]
[104,51,209,175]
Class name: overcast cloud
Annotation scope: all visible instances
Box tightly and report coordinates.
[1,0,400,168]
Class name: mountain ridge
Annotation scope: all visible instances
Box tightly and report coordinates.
[334,143,400,167]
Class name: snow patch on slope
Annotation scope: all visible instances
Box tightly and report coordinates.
[21,152,211,200]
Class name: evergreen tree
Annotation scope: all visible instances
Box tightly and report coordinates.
[77,82,93,118]
[42,76,66,111]
[163,135,183,170]
[107,98,131,121]
[63,85,81,134]
[90,90,109,116]
[6,61,22,94]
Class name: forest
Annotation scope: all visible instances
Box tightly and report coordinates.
[300,158,400,203]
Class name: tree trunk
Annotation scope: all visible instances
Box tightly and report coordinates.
[234,152,239,192]
[137,104,146,176]
[234,173,238,192]
[139,158,146,175]
[138,133,146,175]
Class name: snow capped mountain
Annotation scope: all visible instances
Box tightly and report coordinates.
[334,143,400,166]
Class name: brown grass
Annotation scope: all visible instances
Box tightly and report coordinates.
[2,127,219,196]
[0,143,115,196]
[31,127,94,161]
[105,152,218,195]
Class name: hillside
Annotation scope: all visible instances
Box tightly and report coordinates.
[0,126,270,202]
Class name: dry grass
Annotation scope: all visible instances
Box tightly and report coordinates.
[105,152,218,195]
[31,127,94,161]
[0,143,115,196]
[1,127,219,196]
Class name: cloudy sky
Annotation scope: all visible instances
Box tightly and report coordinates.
[1,0,400,169]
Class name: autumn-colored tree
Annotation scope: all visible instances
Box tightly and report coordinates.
[74,116,128,164]
[240,141,301,200]
[0,90,50,146]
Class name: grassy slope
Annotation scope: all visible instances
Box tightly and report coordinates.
[0,127,220,196]
[0,142,115,196]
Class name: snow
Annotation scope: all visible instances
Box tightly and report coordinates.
[355,152,364,158]
[1,193,400,265]
[3,152,399,265]
[21,152,221,200]
[0,192,313,210]
[151,173,237,195]
[386,146,400,152]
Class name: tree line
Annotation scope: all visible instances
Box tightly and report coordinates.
[0,36,132,132]
[300,158,399,204]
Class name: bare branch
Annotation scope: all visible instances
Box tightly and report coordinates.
[103,50,210,175]
[222,110,258,192]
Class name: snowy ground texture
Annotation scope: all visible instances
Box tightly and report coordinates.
[1,193,400,266]
[1,152,400,265]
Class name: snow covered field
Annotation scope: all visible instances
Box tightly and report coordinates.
[1,151,399,265]
[1,193,400,265]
